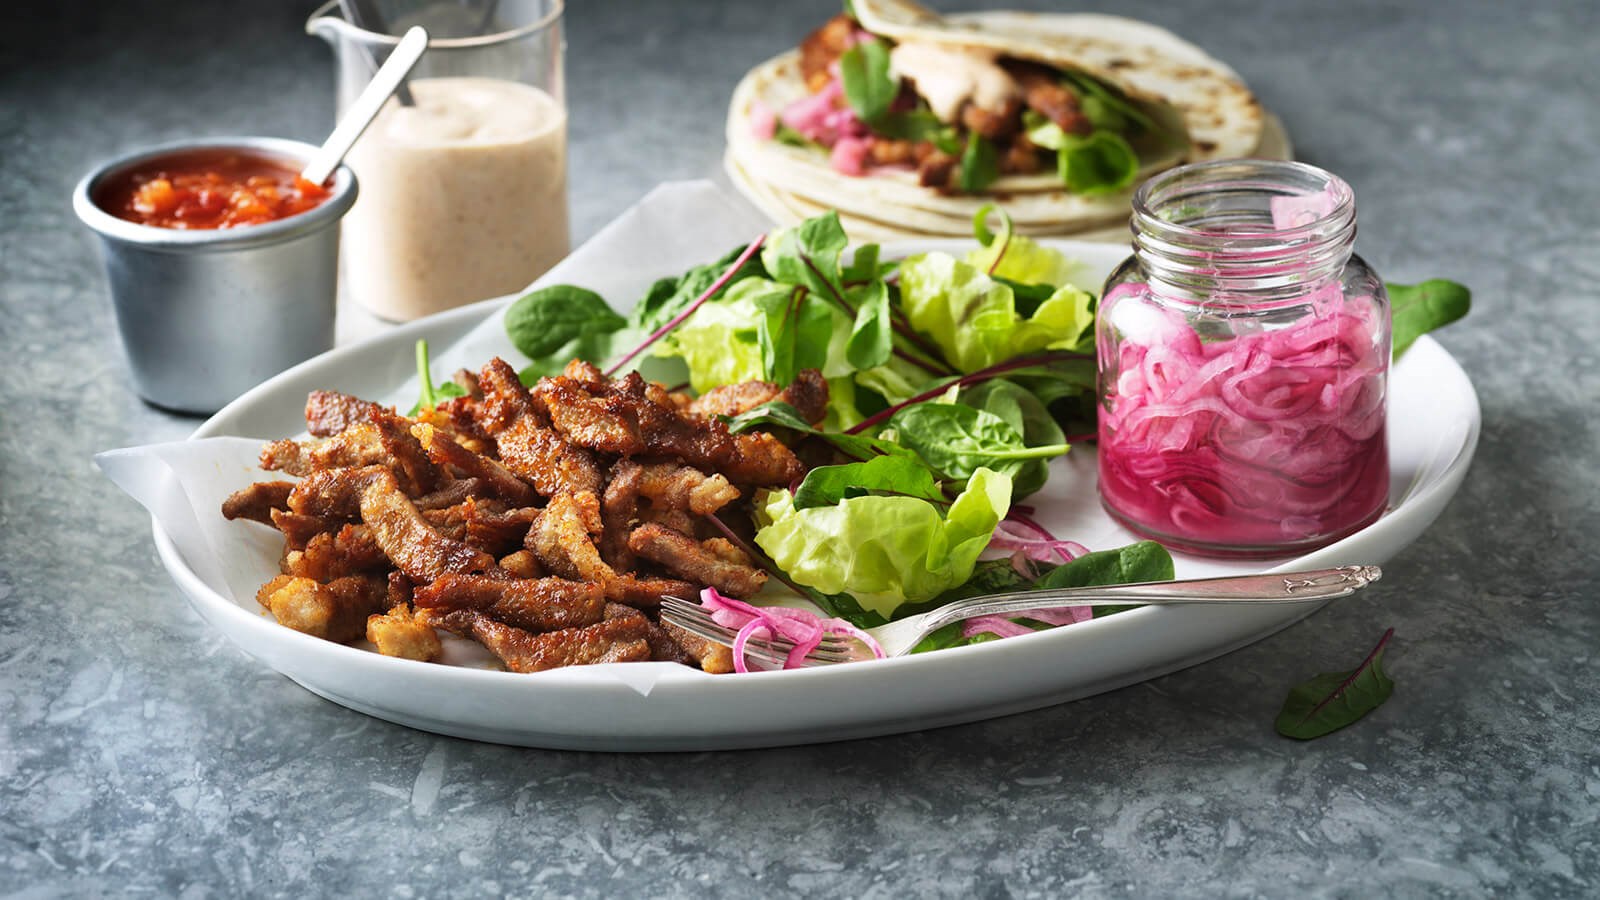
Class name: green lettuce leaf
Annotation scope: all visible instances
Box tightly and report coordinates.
[966,204,1096,291]
[899,251,1097,372]
[838,39,896,124]
[754,468,1013,620]
[1023,111,1139,196]
[652,283,765,392]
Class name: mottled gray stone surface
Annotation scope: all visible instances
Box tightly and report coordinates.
[3,0,1596,897]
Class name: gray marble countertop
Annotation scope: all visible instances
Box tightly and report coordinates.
[4,0,1596,896]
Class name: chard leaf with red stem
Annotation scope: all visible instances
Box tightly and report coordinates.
[1275,628,1397,740]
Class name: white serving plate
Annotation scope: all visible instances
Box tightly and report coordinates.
[152,240,1479,751]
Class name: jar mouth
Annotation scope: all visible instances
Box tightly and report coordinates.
[1131,160,1357,303]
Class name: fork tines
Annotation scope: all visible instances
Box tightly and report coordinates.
[659,597,850,667]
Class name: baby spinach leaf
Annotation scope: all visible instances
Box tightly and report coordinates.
[845,280,894,371]
[631,243,764,333]
[1276,629,1397,740]
[960,379,1068,498]
[891,402,1068,483]
[1033,540,1174,594]
[912,542,1175,651]
[839,39,897,124]
[1388,279,1471,358]
[793,455,945,510]
[722,399,814,433]
[1058,71,1173,142]
[957,133,1000,193]
[723,400,919,463]
[505,285,626,359]
[1023,110,1139,196]
[1000,359,1099,407]
[504,285,643,380]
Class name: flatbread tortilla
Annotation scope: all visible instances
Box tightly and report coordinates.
[857,1,1264,161]
[725,5,1274,240]
[726,113,1291,243]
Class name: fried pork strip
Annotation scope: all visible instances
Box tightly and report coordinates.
[599,460,644,570]
[532,370,805,485]
[636,462,740,516]
[414,575,606,633]
[366,605,442,662]
[282,524,387,582]
[526,490,695,608]
[662,621,737,675]
[476,357,540,436]
[269,510,337,549]
[413,478,487,511]
[222,481,294,524]
[687,368,830,425]
[263,416,439,497]
[412,423,538,507]
[799,14,857,93]
[496,416,604,497]
[627,523,767,599]
[257,574,389,643]
[359,470,499,581]
[419,608,652,672]
[1005,60,1092,136]
[305,390,387,437]
[288,466,500,579]
[463,505,541,556]
[602,603,695,666]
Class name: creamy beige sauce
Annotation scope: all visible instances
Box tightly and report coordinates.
[888,42,1019,123]
[343,77,569,321]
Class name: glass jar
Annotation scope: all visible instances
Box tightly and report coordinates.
[1096,160,1390,558]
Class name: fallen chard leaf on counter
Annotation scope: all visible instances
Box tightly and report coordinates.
[1388,279,1472,358]
[1275,628,1397,740]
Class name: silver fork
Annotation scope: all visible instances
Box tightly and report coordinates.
[660,565,1381,667]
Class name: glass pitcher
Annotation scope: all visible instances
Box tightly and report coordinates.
[307,0,568,321]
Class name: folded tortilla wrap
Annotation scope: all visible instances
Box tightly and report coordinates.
[725,3,1274,238]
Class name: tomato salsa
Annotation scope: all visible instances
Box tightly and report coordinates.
[97,149,330,230]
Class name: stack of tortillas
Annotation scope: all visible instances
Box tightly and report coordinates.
[725,0,1290,242]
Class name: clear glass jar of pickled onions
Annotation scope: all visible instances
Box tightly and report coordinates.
[1097,160,1390,557]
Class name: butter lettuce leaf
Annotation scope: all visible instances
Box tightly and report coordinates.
[652,282,765,392]
[754,468,1013,620]
[899,252,1097,372]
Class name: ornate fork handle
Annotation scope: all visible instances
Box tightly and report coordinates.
[917,565,1382,635]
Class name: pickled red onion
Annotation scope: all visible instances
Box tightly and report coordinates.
[699,588,885,673]
[1098,283,1388,548]
[989,516,1089,564]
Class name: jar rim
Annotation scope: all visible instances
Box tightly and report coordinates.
[1132,159,1355,246]
[1128,160,1359,304]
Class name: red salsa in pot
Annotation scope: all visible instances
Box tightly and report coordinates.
[98,149,330,230]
